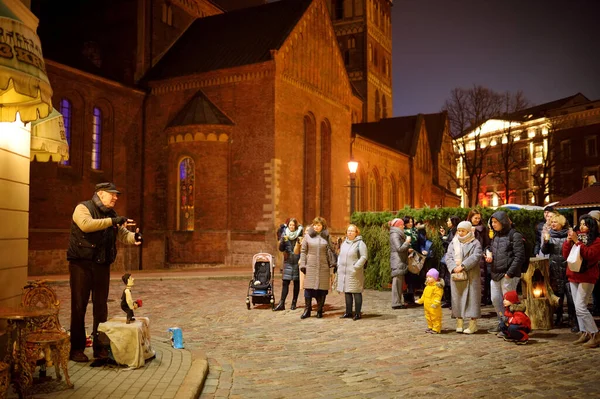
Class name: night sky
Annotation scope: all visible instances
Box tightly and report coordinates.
[392,0,600,116]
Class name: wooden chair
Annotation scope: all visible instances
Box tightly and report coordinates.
[20,281,73,389]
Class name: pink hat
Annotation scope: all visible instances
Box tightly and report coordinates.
[388,218,404,228]
[426,268,439,280]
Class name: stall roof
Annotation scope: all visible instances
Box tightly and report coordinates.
[555,183,600,209]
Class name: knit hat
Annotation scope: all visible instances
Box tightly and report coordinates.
[426,268,439,280]
[388,218,404,228]
[457,221,472,231]
[504,290,519,304]
[588,210,600,222]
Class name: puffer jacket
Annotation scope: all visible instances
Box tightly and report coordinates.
[336,236,368,293]
[390,227,410,277]
[300,226,335,291]
[279,235,301,281]
[488,211,525,281]
[541,228,568,293]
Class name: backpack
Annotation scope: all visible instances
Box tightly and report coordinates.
[508,229,533,273]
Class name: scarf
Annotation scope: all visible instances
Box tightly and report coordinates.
[285,225,303,241]
[452,232,475,267]
[92,193,116,216]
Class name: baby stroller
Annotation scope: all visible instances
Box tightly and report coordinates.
[246,253,275,309]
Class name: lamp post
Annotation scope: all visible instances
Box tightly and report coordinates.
[348,158,358,217]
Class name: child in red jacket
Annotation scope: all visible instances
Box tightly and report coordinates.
[500,291,531,345]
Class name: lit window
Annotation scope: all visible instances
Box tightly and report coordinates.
[178,157,195,231]
[91,107,102,170]
[60,98,72,166]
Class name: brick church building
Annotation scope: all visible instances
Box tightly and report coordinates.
[28,0,458,274]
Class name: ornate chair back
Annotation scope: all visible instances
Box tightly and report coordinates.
[20,281,63,333]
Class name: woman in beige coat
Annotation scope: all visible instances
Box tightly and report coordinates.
[336,224,368,320]
[300,217,336,319]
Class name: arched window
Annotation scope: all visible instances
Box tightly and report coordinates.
[162,2,173,26]
[368,173,377,211]
[91,107,102,170]
[320,120,332,222]
[382,95,388,119]
[375,90,381,121]
[60,98,72,166]
[398,179,407,208]
[368,43,372,62]
[304,114,317,223]
[382,177,392,210]
[348,36,356,49]
[178,157,195,231]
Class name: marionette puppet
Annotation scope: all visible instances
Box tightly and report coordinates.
[121,273,142,324]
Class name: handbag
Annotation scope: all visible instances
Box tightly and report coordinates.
[407,252,425,274]
[451,271,468,281]
[567,244,583,272]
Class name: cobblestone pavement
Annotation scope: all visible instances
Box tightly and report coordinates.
[42,277,600,398]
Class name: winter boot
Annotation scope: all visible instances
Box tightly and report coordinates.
[290,299,297,310]
[456,318,464,333]
[300,297,312,319]
[582,333,600,349]
[316,296,326,318]
[463,319,478,334]
[572,332,591,345]
[554,311,563,327]
[273,300,285,311]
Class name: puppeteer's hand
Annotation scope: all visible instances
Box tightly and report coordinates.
[134,228,143,246]
[112,216,128,226]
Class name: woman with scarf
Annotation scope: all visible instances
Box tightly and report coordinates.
[336,224,368,320]
[299,217,336,319]
[541,214,575,329]
[562,215,600,348]
[444,221,482,334]
[274,218,303,311]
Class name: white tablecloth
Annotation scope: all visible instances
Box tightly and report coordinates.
[98,316,155,368]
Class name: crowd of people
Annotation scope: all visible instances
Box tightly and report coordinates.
[274,207,600,348]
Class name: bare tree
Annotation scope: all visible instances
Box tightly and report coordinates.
[443,85,504,206]
[491,91,530,204]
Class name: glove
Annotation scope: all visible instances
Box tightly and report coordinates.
[134,232,143,243]
[430,304,438,309]
[135,299,143,308]
[300,267,306,274]
[112,216,128,226]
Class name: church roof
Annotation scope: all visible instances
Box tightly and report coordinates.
[168,90,234,127]
[422,112,447,153]
[352,115,422,157]
[145,0,312,81]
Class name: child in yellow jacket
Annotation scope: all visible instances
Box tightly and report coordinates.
[416,268,445,333]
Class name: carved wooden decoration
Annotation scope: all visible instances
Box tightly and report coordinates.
[520,257,560,330]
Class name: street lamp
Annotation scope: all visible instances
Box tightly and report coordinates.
[348,158,358,217]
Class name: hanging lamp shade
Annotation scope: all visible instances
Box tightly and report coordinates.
[30,107,68,162]
[0,3,52,123]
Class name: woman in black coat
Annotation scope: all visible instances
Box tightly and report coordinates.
[541,214,575,329]
[440,215,461,307]
[274,218,303,311]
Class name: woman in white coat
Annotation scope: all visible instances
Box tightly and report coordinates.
[336,224,368,320]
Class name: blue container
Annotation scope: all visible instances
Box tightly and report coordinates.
[168,327,184,349]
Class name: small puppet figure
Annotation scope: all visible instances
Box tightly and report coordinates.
[121,273,141,324]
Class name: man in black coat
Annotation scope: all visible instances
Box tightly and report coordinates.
[484,211,526,334]
[67,182,142,362]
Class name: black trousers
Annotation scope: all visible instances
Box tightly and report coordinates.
[69,260,111,353]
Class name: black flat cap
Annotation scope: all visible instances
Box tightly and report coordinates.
[95,182,121,194]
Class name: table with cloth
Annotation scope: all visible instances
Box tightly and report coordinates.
[97,317,155,368]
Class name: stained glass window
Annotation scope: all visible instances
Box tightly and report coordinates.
[60,98,72,166]
[178,157,195,231]
[91,107,102,170]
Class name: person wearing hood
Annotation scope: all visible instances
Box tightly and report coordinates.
[484,211,526,334]
[389,218,411,309]
[445,221,483,334]
[274,218,303,311]
[534,205,556,258]
[299,217,336,319]
[336,224,368,320]
[541,213,575,329]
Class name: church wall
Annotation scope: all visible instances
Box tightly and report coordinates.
[143,64,276,268]
[413,122,433,208]
[28,62,145,275]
